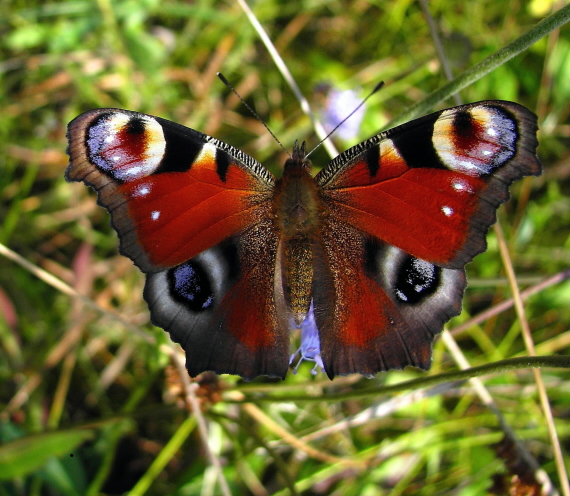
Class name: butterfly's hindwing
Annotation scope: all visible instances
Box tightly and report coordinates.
[312,218,466,378]
[144,225,291,380]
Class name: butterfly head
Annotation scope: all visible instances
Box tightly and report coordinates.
[283,140,311,172]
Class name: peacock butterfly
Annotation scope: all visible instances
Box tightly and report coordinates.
[66,101,541,380]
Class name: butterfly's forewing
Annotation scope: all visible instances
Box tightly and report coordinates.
[67,109,275,270]
[317,101,541,267]
[66,109,291,379]
[314,101,541,377]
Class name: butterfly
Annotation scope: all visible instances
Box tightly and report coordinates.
[66,101,541,380]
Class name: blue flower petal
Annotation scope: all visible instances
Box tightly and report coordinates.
[289,302,325,375]
[322,89,365,141]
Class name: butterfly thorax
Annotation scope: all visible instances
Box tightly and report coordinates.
[273,158,323,239]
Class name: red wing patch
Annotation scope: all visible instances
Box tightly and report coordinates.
[119,167,268,269]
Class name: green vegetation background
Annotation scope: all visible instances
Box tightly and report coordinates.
[1,0,569,495]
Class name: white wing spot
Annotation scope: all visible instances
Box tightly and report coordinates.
[151,211,160,221]
[452,180,474,194]
[133,184,151,197]
[125,166,142,177]
[442,206,454,217]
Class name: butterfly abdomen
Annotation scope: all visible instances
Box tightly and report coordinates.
[272,156,326,325]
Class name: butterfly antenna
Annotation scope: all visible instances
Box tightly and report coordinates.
[305,81,385,159]
[217,72,291,158]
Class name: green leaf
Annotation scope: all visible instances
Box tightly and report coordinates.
[6,24,48,50]
[0,428,95,480]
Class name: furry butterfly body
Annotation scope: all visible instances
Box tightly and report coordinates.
[66,101,541,380]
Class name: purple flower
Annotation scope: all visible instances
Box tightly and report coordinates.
[290,302,325,375]
[322,88,365,141]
